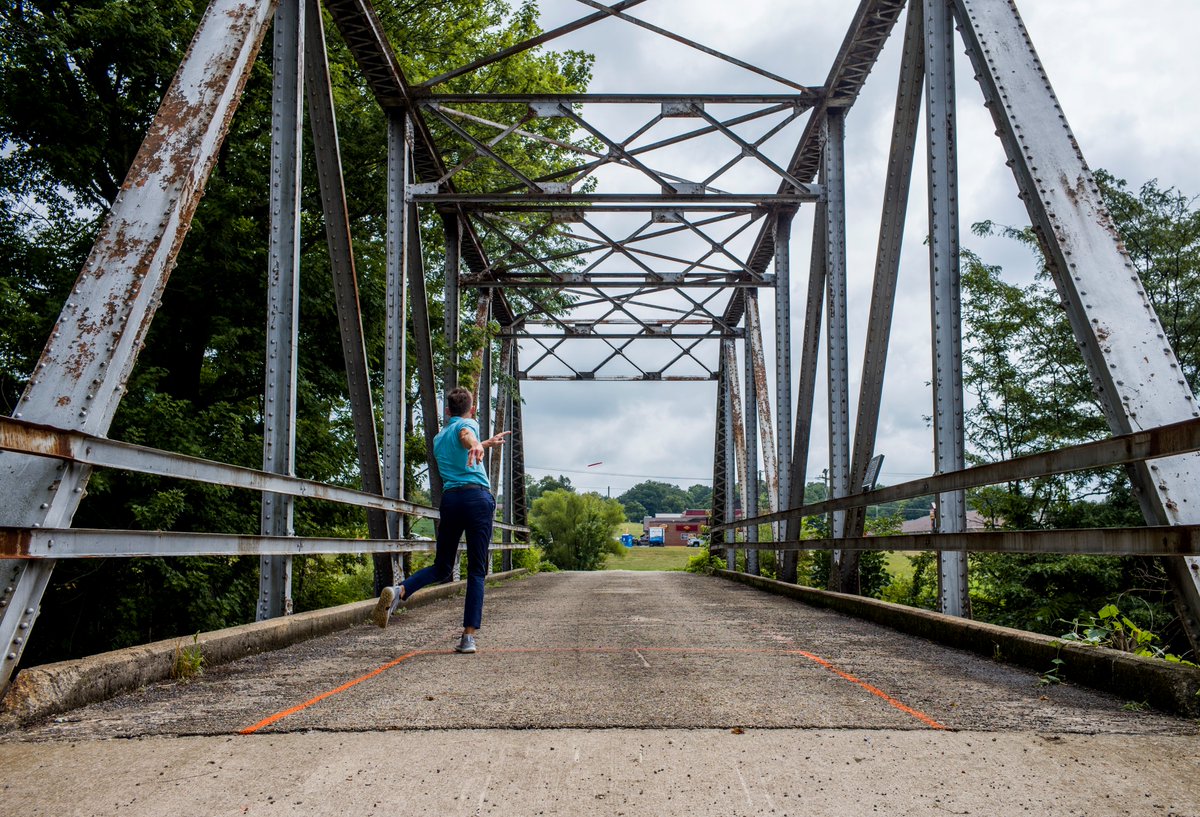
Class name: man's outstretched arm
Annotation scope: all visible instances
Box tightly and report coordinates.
[459,427,511,467]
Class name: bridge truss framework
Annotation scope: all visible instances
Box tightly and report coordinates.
[0,0,1198,694]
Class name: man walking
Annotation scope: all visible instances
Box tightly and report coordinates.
[372,386,510,654]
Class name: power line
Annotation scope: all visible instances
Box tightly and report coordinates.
[525,463,713,484]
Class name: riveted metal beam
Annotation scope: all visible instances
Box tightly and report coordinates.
[925,0,968,618]
[823,108,854,594]
[258,0,305,621]
[715,417,1200,533]
[0,0,278,690]
[956,0,1200,644]
[718,527,1200,557]
[304,0,392,590]
[846,5,924,544]
[383,112,409,550]
[0,529,531,560]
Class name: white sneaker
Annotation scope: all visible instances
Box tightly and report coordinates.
[455,634,477,654]
[371,586,404,629]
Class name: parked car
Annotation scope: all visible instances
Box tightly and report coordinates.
[687,537,703,547]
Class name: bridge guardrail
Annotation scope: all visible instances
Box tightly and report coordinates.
[0,416,530,559]
[710,416,1200,557]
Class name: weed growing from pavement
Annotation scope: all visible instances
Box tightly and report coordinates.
[172,634,204,683]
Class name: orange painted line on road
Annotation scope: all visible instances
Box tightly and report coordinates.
[238,650,431,735]
[238,645,944,734]
[788,649,947,730]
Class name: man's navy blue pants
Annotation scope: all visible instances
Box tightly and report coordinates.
[398,486,495,629]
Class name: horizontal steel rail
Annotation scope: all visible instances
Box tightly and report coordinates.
[0,416,528,533]
[502,333,732,340]
[520,374,717,382]
[467,277,773,289]
[421,93,821,104]
[0,529,531,559]
[709,526,1200,557]
[408,193,820,206]
[713,417,1200,532]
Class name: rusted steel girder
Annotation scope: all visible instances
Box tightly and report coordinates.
[954,0,1200,648]
[0,0,279,692]
[303,0,388,548]
[845,5,924,542]
[716,417,1200,534]
[716,527,1200,558]
[0,529,530,560]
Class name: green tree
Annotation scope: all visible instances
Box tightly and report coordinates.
[617,480,689,520]
[530,489,625,571]
[685,483,712,508]
[620,498,647,523]
[960,172,1198,648]
[0,0,590,663]
[525,473,575,503]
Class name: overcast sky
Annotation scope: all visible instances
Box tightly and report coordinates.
[509,0,1200,499]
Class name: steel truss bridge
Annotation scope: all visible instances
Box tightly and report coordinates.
[0,0,1198,697]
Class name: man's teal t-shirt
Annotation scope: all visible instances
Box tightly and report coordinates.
[433,415,490,490]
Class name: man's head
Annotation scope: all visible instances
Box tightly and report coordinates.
[446,386,474,417]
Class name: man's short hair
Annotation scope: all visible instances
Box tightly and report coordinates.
[447,387,473,417]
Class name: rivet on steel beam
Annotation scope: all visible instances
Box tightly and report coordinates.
[24,608,33,615]
[6,654,16,660]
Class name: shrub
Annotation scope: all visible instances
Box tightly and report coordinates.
[530,490,626,570]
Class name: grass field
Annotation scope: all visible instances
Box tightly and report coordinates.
[884,550,918,582]
[602,545,696,571]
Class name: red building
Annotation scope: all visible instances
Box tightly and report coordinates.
[642,509,709,545]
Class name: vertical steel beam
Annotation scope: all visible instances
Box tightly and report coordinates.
[383,111,410,584]
[406,180,443,503]
[0,0,276,690]
[500,337,514,571]
[490,338,511,495]
[955,0,1200,644]
[822,109,854,594]
[510,344,528,536]
[258,0,305,621]
[479,296,493,574]
[711,347,730,567]
[724,356,737,568]
[742,324,760,575]
[746,297,778,527]
[926,0,968,617]
[442,214,461,582]
[716,344,737,568]
[726,341,748,569]
[786,198,827,576]
[303,0,392,589]
[479,298,493,443]
[443,213,461,396]
[774,212,794,579]
[847,4,924,541]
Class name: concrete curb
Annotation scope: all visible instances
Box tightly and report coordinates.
[715,569,1200,717]
[0,568,528,728]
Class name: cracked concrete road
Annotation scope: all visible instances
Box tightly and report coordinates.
[2,571,1198,816]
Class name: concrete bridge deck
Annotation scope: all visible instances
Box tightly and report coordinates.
[2,571,1198,815]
